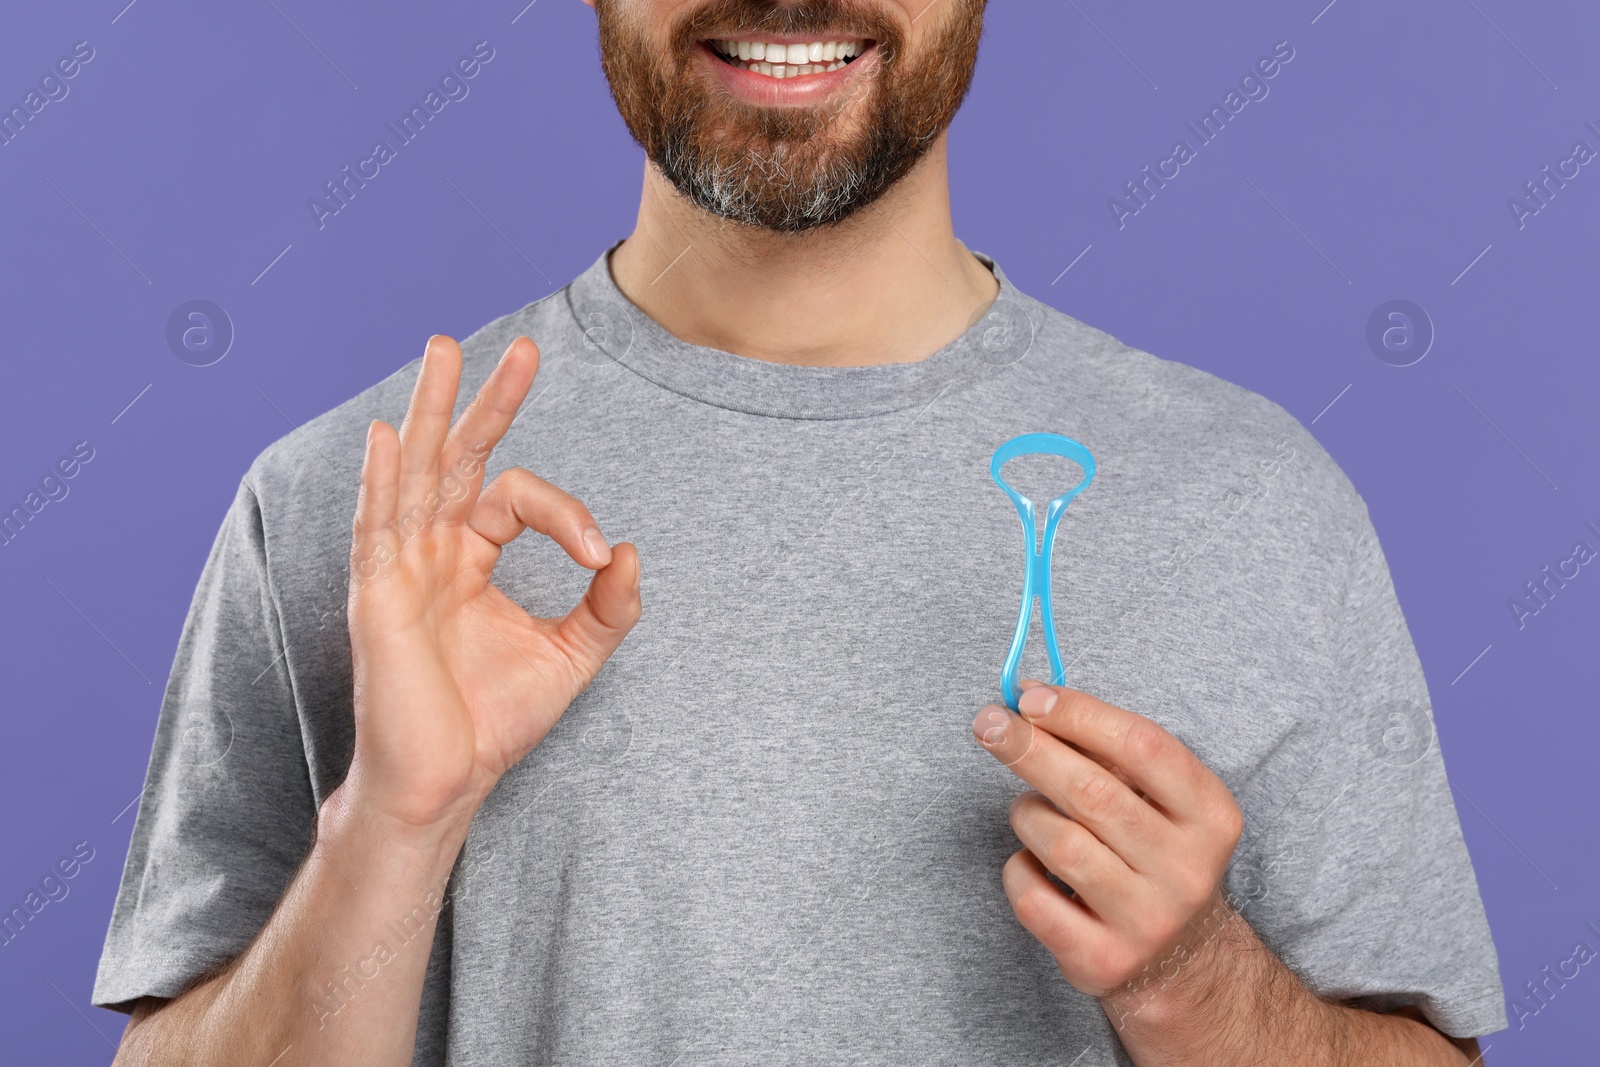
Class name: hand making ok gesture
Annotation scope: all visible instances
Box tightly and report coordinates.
[342,335,641,835]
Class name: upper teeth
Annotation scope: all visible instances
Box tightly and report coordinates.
[710,39,863,77]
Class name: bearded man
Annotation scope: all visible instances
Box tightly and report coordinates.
[97,1,1504,1063]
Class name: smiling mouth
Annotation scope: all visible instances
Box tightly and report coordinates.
[704,37,873,78]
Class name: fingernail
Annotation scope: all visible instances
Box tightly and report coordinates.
[1018,686,1057,719]
[974,708,1010,746]
[582,527,610,565]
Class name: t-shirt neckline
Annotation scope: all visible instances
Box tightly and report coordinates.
[562,241,1031,421]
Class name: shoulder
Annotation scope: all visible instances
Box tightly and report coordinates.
[1015,288,1372,558]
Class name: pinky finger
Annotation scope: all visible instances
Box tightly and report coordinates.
[1001,849,1117,992]
[352,420,400,561]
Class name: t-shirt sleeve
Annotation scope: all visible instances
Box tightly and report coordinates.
[93,477,318,1011]
[1235,504,1507,1039]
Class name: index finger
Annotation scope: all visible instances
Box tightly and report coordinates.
[1014,683,1217,821]
[435,336,540,524]
[973,705,1168,873]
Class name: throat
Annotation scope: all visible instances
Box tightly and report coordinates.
[612,226,998,369]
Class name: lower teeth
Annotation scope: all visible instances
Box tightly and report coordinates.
[746,60,846,76]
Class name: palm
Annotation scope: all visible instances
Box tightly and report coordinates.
[346,336,640,828]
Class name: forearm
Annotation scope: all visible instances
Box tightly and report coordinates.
[1103,904,1474,1067]
[114,786,470,1066]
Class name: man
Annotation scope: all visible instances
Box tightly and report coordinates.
[97,0,1505,1063]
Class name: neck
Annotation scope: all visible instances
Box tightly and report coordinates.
[608,134,1000,369]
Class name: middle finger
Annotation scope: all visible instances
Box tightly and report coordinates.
[436,336,540,524]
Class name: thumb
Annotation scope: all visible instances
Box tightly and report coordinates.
[556,542,642,677]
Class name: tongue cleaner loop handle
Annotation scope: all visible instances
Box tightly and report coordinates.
[990,433,1096,711]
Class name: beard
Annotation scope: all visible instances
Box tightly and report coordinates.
[596,0,986,233]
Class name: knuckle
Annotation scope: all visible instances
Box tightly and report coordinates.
[1045,825,1086,875]
[479,470,512,502]
[1075,771,1121,821]
[438,464,473,501]
[1011,881,1057,931]
[1220,802,1245,845]
[1058,688,1096,726]
[1123,717,1170,764]
[1205,794,1245,845]
[558,499,592,532]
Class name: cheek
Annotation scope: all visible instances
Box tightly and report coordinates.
[657,0,701,23]
[895,0,976,48]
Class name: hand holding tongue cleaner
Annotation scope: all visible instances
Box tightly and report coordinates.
[990,433,1096,711]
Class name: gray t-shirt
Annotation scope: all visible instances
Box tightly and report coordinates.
[94,246,1506,1064]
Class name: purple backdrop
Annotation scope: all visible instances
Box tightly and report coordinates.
[2,0,1596,1061]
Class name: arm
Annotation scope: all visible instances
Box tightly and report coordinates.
[114,800,468,1064]
[115,335,642,1065]
[972,681,1482,1067]
[1103,895,1482,1065]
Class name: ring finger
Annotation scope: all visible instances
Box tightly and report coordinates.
[1009,790,1141,922]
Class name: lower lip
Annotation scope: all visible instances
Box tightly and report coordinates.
[696,40,877,107]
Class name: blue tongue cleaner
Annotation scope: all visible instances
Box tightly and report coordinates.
[990,433,1096,711]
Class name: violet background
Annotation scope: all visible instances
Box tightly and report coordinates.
[2,0,1596,1061]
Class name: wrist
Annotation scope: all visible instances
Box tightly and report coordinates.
[321,748,492,843]
[317,779,476,881]
[1100,895,1256,1039]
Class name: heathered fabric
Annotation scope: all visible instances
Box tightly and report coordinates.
[94,246,1506,1065]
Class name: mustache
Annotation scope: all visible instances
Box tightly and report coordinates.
[672,0,903,54]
